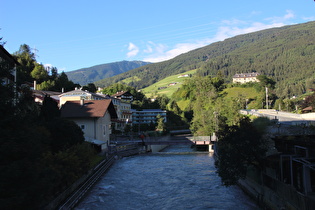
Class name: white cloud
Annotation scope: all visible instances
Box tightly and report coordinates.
[143,42,153,53]
[44,63,53,69]
[127,42,139,58]
[266,10,295,23]
[213,22,285,40]
[221,19,247,26]
[303,16,315,21]
[143,41,207,63]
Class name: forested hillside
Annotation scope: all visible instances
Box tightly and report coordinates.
[66,60,151,85]
[95,21,315,98]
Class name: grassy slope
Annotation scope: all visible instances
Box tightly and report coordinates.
[142,69,196,98]
[142,70,260,110]
[221,87,259,99]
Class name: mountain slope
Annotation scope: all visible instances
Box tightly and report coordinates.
[94,21,315,98]
[66,60,151,85]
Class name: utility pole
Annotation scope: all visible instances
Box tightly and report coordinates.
[266,87,269,109]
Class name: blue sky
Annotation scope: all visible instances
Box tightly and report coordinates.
[1,0,315,72]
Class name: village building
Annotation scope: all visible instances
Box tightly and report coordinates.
[33,90,61,105]
[60,99,118,151]
[110,96,132,132]
[111,91,133,102]
[232,72,260,83]
[59,89,108,106]
[131,109,167,125]
[0,45,18,85]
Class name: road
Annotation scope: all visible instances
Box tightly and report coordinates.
[242,109,313,125]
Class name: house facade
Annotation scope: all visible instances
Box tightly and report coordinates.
[0,45,18,85]
[232,72,260,83]
[60,99,118,150]
[111,97,132,131]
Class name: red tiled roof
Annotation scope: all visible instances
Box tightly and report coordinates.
[233,73,260,78]
[60,99,117,119]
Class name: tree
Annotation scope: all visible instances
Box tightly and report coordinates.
[14,44,36,85]
[215,117,268,186]
[0,33,6,46]
[49,67,58,81]
[256,75,276,89]
[31,63,49,83]
[45,118,84,152]
[155,114,166,132]
[40,95,60,121]
[38,80,55,90]
[54,72,76,92]
[155,95,169,110]
[169,100,181,115]
[82,83,97,93]
[0,74,92,208]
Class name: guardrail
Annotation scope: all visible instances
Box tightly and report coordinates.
[57,155,115,209]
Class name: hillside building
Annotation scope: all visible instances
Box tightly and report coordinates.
[233,72,260,83]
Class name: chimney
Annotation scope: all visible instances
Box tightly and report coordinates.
[33,80,37,90]
[80,99,84,106]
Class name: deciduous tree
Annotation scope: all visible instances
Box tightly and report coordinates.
[215,117,269,186]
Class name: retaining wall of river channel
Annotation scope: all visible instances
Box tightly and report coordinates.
[47,136,169,209]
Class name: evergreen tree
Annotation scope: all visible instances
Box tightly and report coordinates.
[155,114,166,131]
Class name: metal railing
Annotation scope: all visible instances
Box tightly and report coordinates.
[57,155,115,209]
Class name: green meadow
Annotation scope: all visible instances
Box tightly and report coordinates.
[142,69,196,98]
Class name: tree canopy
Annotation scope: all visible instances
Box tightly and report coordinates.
[13,44,77,92]
[215,117,269,186]
[0,75,94,209]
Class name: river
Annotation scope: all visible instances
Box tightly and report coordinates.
[75,145,259,210]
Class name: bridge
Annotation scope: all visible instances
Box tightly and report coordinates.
[113,134,214,145]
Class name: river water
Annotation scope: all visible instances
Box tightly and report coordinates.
[76,145,259,210]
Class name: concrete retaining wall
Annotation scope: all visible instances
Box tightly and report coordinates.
[149,144,168,152]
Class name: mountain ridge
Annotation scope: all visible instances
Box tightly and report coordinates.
[65,60,151,85]
[94,21,315,98]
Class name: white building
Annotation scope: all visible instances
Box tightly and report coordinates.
[232,72,260,83]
